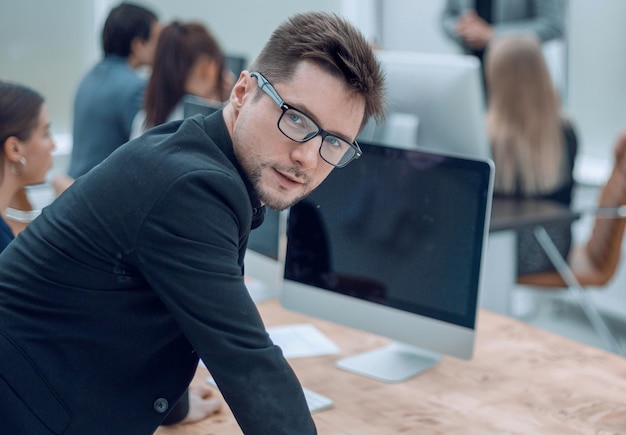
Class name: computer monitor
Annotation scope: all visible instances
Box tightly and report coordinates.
[281,142,494,382]
[359,50,490,159]
[244,207,282,295]
[225,54,247,79]
[182,95,222,118]
[247,208,280,260]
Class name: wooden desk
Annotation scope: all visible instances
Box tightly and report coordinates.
[155,299,626,434]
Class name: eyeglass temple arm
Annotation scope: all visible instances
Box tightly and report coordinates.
[251,72,284,107]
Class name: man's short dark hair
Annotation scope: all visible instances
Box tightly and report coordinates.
[102,2,158,58]
[249,11,386,128]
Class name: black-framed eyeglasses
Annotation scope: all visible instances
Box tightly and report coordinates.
[250,71,362,168]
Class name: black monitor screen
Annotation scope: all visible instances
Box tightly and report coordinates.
[225,55,246,79]
[248,208,280,260]
[284,142,492,328]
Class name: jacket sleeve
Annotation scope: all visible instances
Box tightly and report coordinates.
[135,169,316,434]
[493,0,565,42]
[441,0,467,44]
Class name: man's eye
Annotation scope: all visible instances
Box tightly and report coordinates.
[287,111,304,126]
[325,136,343,148]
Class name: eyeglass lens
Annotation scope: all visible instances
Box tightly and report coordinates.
[278,108,355,167]
[251,71,359,167]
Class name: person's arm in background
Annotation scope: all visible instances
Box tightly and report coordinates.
[441,0,470,47]
[443,0,565,52]
[613,127,626,173]
[491,0,564,42]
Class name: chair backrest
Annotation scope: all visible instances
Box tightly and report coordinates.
[517,138,626,288]
[581,138,626,282]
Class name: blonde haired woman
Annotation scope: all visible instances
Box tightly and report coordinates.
[485,34,578,276]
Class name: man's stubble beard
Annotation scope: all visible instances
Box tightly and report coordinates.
[248,162,313,211]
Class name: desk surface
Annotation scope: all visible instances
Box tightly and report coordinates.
[155,299,626,434]
[490,197,579,232]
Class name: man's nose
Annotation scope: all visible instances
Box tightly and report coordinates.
[290,137,321,169]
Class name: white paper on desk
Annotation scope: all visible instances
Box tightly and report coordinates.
[267,323,340,358]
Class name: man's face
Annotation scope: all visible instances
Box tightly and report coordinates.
[229,61,365,211]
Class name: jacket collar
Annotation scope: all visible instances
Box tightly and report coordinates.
[204,111,266,229]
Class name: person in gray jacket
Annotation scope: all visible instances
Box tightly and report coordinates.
[0,11,385,434]
[442,0,564,60]
[68,2,162,179]
[442,0,565,91]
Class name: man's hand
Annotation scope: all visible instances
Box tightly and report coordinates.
[455,11,494,49]
[179,384,223,424]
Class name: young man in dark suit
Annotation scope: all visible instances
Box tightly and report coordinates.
[0,11,385,434]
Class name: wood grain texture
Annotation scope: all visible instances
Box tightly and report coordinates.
[154,300,626,434]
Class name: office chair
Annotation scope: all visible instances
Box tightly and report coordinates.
[516,140,626,354]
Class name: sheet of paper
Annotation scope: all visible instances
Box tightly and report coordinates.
[267,323,340,358]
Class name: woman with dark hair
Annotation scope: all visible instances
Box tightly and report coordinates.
[0,81,57,250]
[131,21,233,138]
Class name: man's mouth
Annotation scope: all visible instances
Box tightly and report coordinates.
[275,168,305,187]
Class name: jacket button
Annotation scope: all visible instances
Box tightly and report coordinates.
[154,398,169,414]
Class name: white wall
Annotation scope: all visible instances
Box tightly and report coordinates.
[567,0,626,160]
[0,0,98,137]
[1,0,625,166]
[379,0,460,53]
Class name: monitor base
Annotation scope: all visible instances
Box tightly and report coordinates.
[336,341,442,383]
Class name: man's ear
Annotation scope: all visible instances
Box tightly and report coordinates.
[229,71,253,111]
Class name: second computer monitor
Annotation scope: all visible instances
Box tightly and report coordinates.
[360,50,489,159]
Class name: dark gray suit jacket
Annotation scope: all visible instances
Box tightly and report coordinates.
[0,112,315,434]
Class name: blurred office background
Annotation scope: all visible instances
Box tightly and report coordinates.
[1,0,625,169]
[2,0,626,351]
